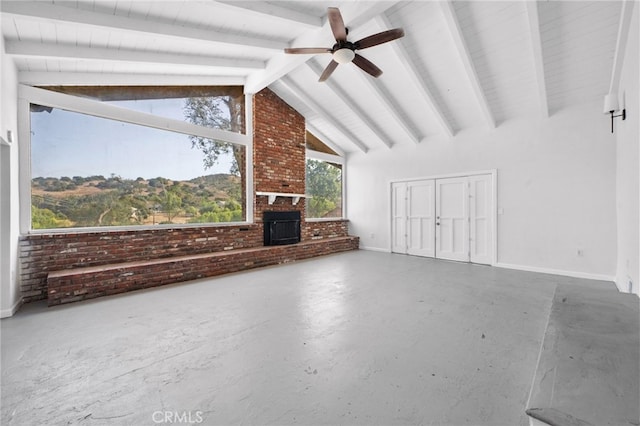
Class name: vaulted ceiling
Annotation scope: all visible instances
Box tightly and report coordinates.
[1,1,634,156]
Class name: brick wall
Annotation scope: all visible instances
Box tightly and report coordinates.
[47,236,359,306]
[19,225,262,302]
[253,88,306,196]
[303,220,350,241]
[19,88,357,304]
[253,88,307,224]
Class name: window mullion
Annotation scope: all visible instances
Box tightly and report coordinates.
[19,85,250,146]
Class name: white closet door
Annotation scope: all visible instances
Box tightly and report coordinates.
[407,180,435,257]
[435,177,469,262]
[391,182,407,254]
[469,174,493,265]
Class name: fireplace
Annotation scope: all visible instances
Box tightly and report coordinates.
[263,211,301,246]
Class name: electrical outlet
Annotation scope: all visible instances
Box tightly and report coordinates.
[370,233,375,239]
[577,249,584,257]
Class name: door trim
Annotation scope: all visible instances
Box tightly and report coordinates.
[389,169,497,265]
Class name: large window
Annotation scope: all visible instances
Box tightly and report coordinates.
[25,86,250,231]
[305,153,344,219]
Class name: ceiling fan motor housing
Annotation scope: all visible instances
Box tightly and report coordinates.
[332,41,357,63]
[284,7,405,81]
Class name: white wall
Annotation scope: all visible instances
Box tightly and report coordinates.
[615,4,639,295]
[0,34,22,317]
[347,102,617,281]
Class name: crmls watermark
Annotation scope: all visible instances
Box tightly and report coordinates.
[152,411,204,424]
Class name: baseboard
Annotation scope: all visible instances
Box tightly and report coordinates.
[494,262,615,283]
[0,297,23,319]
[359,245,390,253]
[614,276,639,296]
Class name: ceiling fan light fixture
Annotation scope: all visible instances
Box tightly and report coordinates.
[283,7,405,82]
[333,48,355,64]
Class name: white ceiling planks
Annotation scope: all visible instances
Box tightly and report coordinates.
[538,1,622,112]
[0,0,628,154]
[5,40,266,72]
[213,1,323,30]
[373,13,454,139]
[308,54,426,148]
[387,2,477,133]
[278,75,370,153]
[1,1,285,51]
[608,0,637,94]
[455,1,540,123]
[283,63,384,151]
[438,1,495,130]
[304,59,394,150]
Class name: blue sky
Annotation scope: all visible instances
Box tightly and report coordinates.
[31,99,236,181]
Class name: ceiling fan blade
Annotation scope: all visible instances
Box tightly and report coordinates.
[284,47,330,54]
[319,60,339,82]
[352,54,383,78]
[328,7,347,42]
[355,28,405,50]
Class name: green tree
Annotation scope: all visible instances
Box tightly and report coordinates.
[183,94,245,212]
[183,96,244,174]
[31,205,73,229]
[306,159,342,218]
[161,191,182,223]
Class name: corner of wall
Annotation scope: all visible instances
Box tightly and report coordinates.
[615,2,640,296]
[1,34,23,317]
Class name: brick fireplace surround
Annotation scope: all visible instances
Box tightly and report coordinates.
[19,88,359,306]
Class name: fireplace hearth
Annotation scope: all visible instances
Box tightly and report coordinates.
[263,211,301,246]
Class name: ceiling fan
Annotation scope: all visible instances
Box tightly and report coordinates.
[284,7,405,82]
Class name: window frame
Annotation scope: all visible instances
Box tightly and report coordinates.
[305,149,346,222]
[18,84,254,233]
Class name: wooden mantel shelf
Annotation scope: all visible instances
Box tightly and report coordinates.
[256,191,310,205]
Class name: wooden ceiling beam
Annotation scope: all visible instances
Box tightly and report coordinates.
[373,15,454,139]
[5,41,265,70]
[608,0,636,95]
[306,59,393,149]
[524,1,549,118]
[278,77,369,153]
[0,1,283,51]
[438,1,496,128]
[18,71,244,87]
[213,1,322,29]
[355,69,421,145]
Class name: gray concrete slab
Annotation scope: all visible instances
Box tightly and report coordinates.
[0,251,626,426]
[526,284,640,426]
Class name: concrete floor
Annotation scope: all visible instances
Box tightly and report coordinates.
[0,250,619,426]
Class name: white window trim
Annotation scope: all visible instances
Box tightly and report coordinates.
[305,149,346,221]
[18,84,254,233]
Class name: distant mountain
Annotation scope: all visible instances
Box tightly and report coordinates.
[31,173,243,228]
[188,174,240,192]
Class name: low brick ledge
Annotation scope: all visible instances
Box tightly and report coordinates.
[47,236,359,306]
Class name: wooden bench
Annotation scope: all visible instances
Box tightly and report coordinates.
[525,284,639,426]
[47,236,359,306]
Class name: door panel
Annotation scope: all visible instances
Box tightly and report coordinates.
[392,173,494,265]
[407,180,435,257]
[391,182,407,254]
[469,174,493,264]
[436,177,469,261]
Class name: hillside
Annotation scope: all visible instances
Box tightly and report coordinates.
[31,174,243,229]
